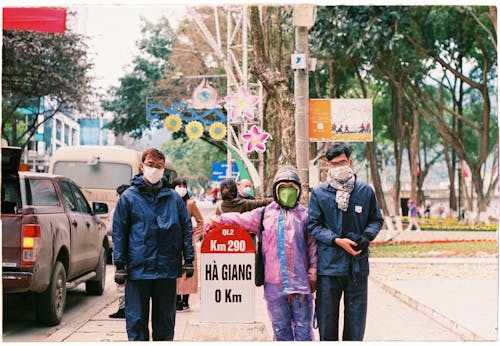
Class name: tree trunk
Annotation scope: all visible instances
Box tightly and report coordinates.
[409,108,419,205]
[249,6,296,194]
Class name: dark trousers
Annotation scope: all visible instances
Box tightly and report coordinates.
[315,274,368,341]
[125,278,177,341]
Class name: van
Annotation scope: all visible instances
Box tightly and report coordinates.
[48,145,177,259]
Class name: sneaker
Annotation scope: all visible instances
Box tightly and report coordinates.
[182,302,190,311]
[109,308,125,318]
[176,302,184,311]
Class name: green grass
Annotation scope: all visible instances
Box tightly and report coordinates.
[370,240,498,258]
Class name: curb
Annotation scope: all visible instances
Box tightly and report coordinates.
[369,276,486,341]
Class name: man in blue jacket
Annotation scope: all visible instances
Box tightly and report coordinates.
[112,148,194,341]
[307,142,383,341]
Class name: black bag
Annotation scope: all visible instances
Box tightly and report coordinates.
[254,207,266,286]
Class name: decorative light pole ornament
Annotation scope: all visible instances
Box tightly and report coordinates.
[225,86,259,119]
[241,125,269,153]
[185,121,204,139]
[209,122,227,140]
[164,114,182,132]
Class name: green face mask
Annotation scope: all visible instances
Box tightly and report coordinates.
[278,186,298,208]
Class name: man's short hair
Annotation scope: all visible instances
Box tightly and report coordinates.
[142,148,165,163]
[326,142,351,161]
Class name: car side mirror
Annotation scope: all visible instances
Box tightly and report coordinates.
[92,201,108,215]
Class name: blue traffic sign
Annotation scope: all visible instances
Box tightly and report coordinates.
[212,161,238,181]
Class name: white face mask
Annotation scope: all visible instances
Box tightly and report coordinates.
[242,187,252,196]
[328,165,353,182]
[175,186,188,197]
[142,166,164,184]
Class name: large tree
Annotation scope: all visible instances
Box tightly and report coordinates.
[2,28,93,149]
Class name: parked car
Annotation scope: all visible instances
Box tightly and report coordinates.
[1,146,109,326]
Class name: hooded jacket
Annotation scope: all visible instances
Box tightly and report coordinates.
[220,202,317,300]
[307,180,383,276]
[112,174,194,280]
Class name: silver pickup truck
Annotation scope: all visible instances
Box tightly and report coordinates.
[1,147,110,326]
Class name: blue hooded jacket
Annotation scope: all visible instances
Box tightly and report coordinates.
[112,174,194,280]
[307,180,383,276]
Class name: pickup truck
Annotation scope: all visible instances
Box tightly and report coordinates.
[1,147,110,326]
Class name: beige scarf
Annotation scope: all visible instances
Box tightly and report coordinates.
[326,166,355,211]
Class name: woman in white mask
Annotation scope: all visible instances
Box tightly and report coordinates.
[173,177,204,312]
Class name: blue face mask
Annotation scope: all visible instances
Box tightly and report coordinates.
[242,187,253,196]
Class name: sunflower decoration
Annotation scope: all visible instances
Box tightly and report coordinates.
[209,122,227,140]
[185,120,204,139]
[164,114,182,132]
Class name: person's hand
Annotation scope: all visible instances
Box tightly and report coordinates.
[204,215,222,233]
[182,260,194,278]
[309,280,317,293]
[353,235,370,251]
[114,269,128,285]
[334,238,362,256]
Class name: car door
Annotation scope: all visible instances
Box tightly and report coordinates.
[58,180,90,276]
[68,181,101,271]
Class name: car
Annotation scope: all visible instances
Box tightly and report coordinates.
[1,146,110,326]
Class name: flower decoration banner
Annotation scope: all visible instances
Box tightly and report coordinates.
[225,86,259,120]
[241,125,269,153]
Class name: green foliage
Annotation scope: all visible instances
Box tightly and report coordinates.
[371,240,498,258]
[2,27,93,147]
[102,18,175,138]
[160,136,226,188]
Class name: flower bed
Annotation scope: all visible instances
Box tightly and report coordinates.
[400,216,498,232]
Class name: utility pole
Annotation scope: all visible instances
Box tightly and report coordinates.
[293,5,316,203]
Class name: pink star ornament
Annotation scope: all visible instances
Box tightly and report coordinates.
[225,86,259,119]
[241,125,270,153]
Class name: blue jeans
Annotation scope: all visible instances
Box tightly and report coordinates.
[125,279,177,341]
[266,293,314,341]
[315,274,368,341]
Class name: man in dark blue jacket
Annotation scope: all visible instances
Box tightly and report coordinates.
[112,148,194,341]
[307,142,383,341]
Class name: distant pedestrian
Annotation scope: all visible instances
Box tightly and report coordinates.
[108,184,130,319]
[237,178,255,200]
[215,178,272,215]
[307,142,383,341]
[207,167,317,341]
[406,199,421,231]
[112,148,194,341]
[173,177,204,312]
[424,202,431,218]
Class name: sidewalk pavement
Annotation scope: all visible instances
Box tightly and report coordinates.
[49,230,498,342]
[52,259,498,342]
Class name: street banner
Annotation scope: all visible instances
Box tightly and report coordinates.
[309,98,373,142]
[200,224,255,323]
[3,8,67,34]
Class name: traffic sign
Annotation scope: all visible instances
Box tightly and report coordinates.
[211,161,239,182]
[200,224,255,323]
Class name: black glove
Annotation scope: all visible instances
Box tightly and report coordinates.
[114,269,128,284]
[353,235,370,251]
[182,260,194,278]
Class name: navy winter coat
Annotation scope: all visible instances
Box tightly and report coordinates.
[112,175,194,280]
[307,180,383,276]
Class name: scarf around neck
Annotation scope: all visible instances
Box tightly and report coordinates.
[327,168,355,211]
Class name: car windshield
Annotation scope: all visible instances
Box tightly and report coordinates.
[53,161,132,189]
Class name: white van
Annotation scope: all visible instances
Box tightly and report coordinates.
[48,145,177,260]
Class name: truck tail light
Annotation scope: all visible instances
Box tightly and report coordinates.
[22,224,41,265]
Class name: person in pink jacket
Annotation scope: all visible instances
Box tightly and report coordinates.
[208,166,317,340]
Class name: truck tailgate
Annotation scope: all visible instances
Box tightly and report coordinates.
[1,215,23,270]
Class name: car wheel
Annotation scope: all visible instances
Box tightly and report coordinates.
[86,247,106,295]
[35,261,66,326]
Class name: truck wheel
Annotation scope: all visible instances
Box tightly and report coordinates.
[35,261,66,326]
[86,247,106,295]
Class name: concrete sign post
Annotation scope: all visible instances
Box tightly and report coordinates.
[200,224,255,323]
